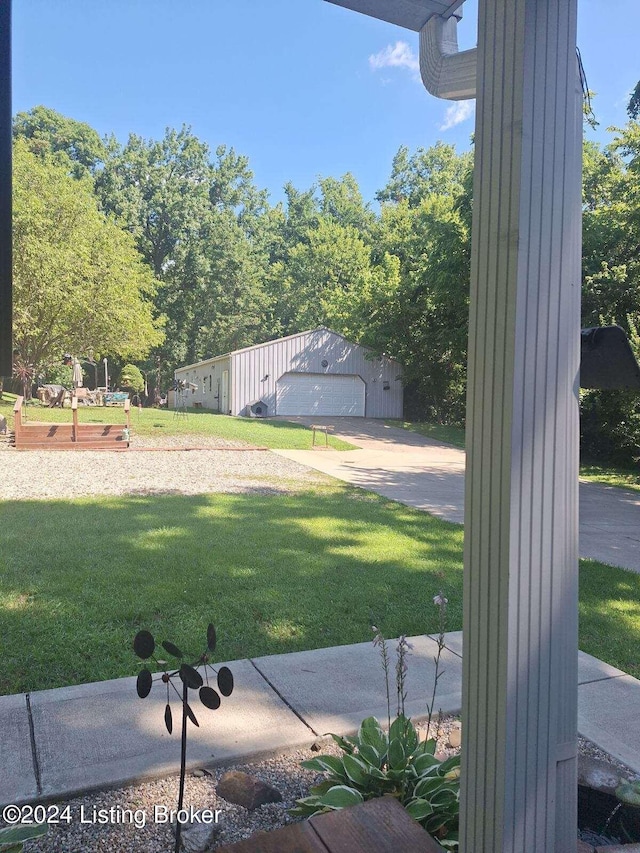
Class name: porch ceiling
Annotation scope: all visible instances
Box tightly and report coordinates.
[324,0,465,31]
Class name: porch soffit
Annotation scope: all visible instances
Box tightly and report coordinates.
[324,0,465,31]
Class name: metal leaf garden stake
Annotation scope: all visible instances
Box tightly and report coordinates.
[133,623,234,853]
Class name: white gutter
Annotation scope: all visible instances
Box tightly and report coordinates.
[419,12,477,100]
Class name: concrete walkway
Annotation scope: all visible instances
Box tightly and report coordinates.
[274,418,640,573]
[3,633,639,807]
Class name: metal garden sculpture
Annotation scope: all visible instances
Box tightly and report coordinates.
[133,623,234,853]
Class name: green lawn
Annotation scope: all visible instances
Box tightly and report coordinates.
[1,484,638,695]
[0,397,355,450]
[386,420,466,449]
[579,464,640,493]
[389,419,640,492]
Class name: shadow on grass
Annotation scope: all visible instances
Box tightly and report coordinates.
[579,559,640,678]
[0,488,464,694]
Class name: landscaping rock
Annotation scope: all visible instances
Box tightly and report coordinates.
[577,842,594,853]
[171,811,222,853]
[595,846,640,852]
[217,771,283,810]
[579,755,632,796]
[447,725,461,748]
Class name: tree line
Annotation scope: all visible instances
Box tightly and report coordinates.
[10,103,640,466]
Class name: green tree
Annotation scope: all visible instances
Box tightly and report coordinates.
[376,142,473,208]
[281,218,399,339]
[580,121,640,465]
[120,364,145,394]
[96,128,273,384]
[373,145,473,422]
[13,105,107,179]
[263,176,382,337]
[628,80,640,121]
[12,139,164,378]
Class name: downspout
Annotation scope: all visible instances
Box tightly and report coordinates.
[419,11,477,101]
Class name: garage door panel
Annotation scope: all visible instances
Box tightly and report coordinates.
[276,373,365,416]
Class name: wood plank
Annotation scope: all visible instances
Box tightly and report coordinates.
[310,797,445,853]
[216,820,328,853]
[75,430,122,438]
[20,426,73,435]
[14,441,129,451]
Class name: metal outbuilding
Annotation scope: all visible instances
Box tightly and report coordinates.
[174,328,403,418]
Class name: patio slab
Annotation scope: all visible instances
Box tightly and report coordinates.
[2,632,639,807]
[252,634,463,736]
[29,659,314,802]
[0,692,37,803]
[439,633,629,685]
[578,675,640,774]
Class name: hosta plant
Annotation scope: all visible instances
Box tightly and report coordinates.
[291,715,460,850]
[0,822,47,852]
[615,780,640,843]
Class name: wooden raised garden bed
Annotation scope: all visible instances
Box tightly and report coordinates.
[12,395,131,451]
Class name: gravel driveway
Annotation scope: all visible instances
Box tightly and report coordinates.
[0,436,329,500]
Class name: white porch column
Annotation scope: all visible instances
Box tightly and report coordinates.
[460,1,582,851]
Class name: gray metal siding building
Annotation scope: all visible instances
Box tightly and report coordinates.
[174,328,403,418]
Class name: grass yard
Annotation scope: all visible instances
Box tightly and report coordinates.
[0,485,464,694]
[389,419,640,492]
[386,420,466,449]
[0,396,355,450]
[1,483,639,695]
[579,463,640,493]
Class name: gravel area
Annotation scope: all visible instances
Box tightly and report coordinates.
[21,718,460,853]
[15,719,637,853]
[24,749,322,853]
[0,436,330,500]
[578,735,639,779]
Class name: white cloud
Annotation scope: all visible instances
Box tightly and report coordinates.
[439,100,475,131]
[369,41,420,82]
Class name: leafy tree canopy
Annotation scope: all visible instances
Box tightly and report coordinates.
[13,139,164,376]
[13,105,107,179]
[628,80,640,121]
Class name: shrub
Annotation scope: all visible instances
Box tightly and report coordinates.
[120,364,145,394]
[581,389,640,468]
[291,715,460,849]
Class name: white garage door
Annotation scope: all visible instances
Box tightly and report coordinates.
[276,373,365,416]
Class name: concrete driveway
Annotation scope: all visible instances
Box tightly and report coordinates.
[274,417,640,573]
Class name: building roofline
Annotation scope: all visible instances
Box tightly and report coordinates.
[175,327,402,374]
[175,353,231,373]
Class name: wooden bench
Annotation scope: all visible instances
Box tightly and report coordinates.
[216,796,445,853]
[310,423,334,448]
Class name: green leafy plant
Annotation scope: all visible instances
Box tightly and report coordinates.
[43,363,73,387]
[292,593,459,849]
[120,364,145,394]
[615,780,640,842]
[291,715,460,848]
[0,823,47,852]
[617,780,640,808]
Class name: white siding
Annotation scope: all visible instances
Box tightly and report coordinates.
[230,329,403,418]
[175,357,231,412]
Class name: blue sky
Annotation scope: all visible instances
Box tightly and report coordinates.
[12,0,640,206]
